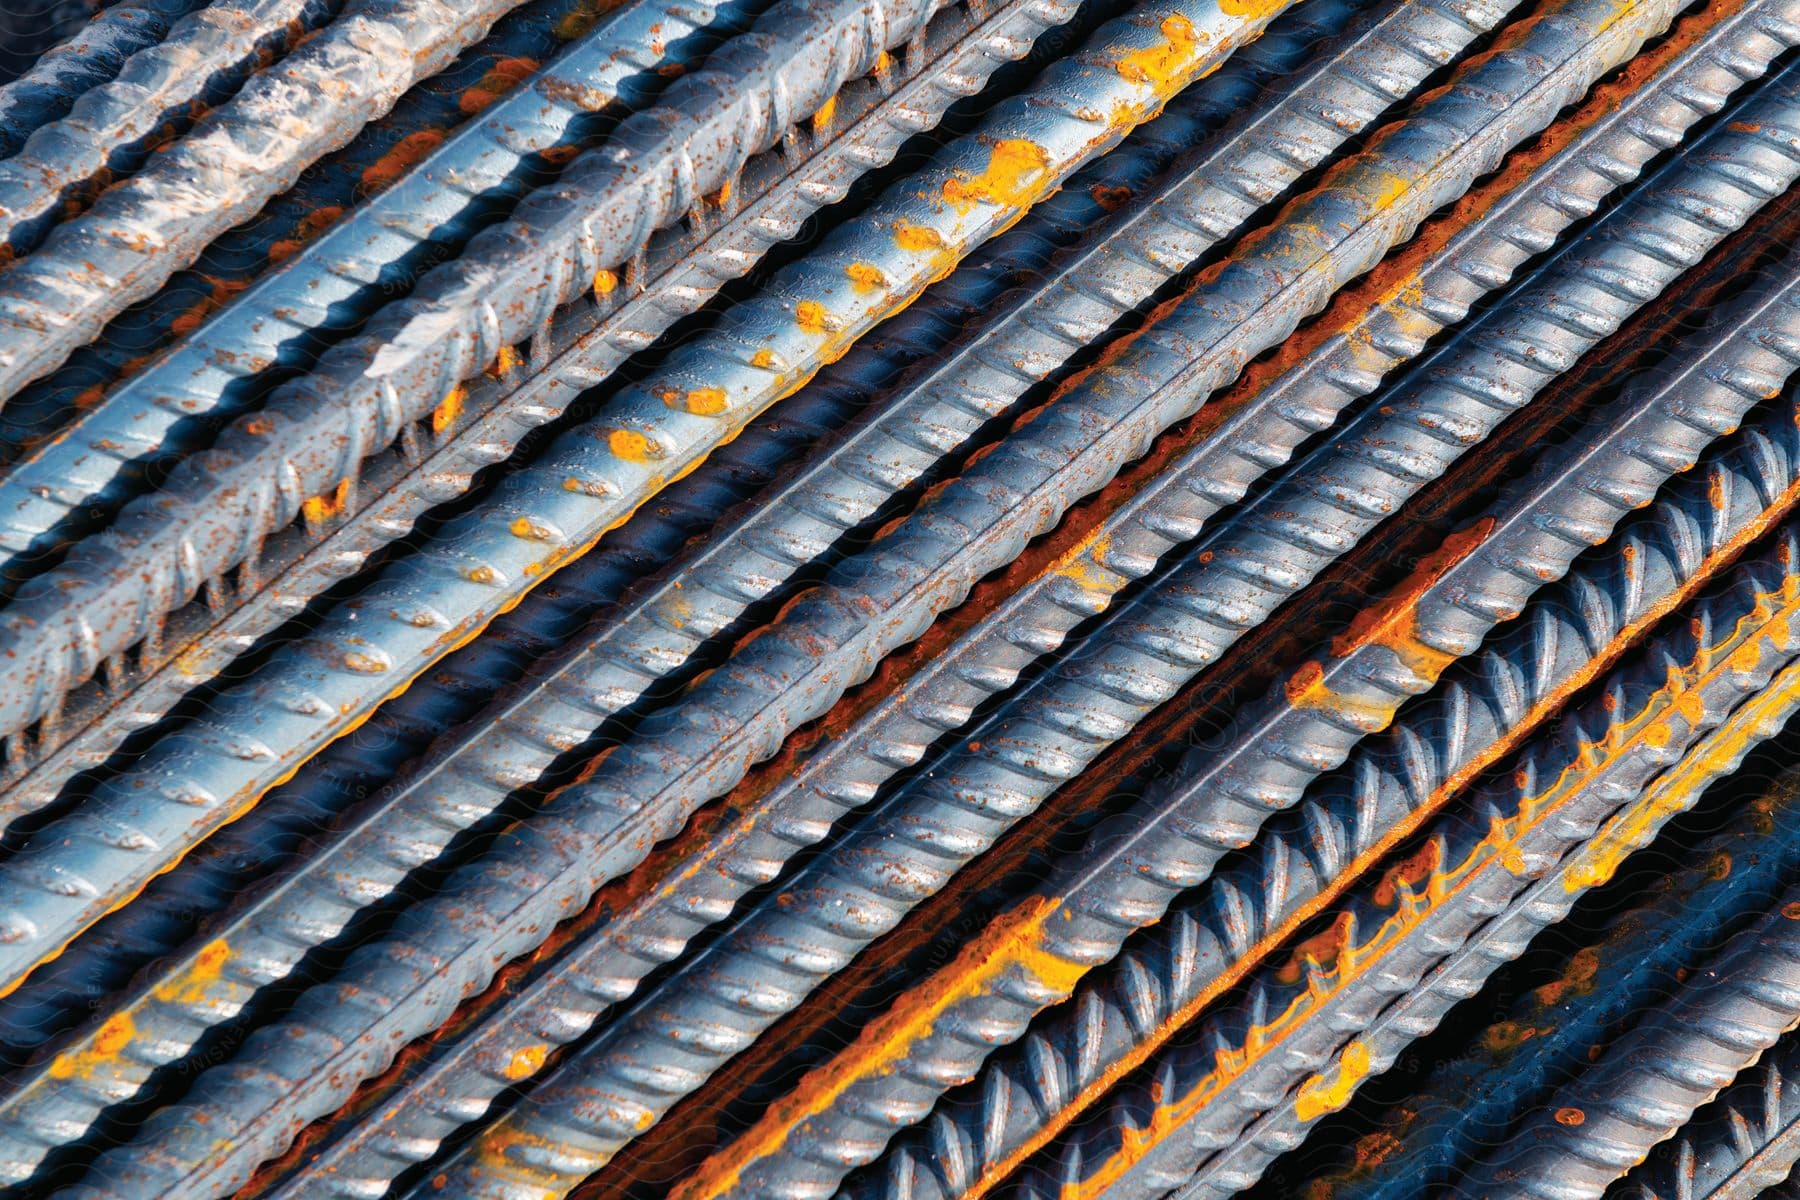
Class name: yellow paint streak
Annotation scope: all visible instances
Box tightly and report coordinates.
[672,898,1089,1200]
[490,344,522,376]
[941,139,1053,216]
[894,222,946,252]
[1051,529,1120,594]
[1295,1041,1372,1121]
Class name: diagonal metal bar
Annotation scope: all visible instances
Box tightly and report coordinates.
[0,0,204,160]
[0,0,766,582]
[0,0,1100,822]
[507,113,1800,1200]
[1610,1024,1800,1200]
[1002,443,1800,1200]
[1457,880,1800,1200]
[0,0,341,256]
[1245,762,1800,1200]
[0,0,1353,1177]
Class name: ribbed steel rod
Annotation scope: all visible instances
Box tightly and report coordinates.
[0,0,765,580]
[0,0,338,255]
[1458,882,1800,1200]
[698,176,1800,1200]
[123,9,1728,1200]
[0,0,1155,742]
[885,387,1800,1200]
[0,1,1308,1193]
[1612,1020,1800,1200]
[0,0,540,400]
[1284,761,1800,1200]
[1004,467,1800,1200]
[0,0,204,159]
[0,0,1098,821]
[19,2,1673,1196]
[0,0,1342,1176]
[462,105,1800,1200]
[0,0,1301,1001]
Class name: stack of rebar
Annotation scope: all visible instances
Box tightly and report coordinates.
[2,0,1800,1196]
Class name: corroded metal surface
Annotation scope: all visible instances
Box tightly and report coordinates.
[4,1,1800,1199]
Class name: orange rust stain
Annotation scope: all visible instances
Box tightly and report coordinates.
[812,95,837,132]
[1331,517,1495,670]
[893,222,947,252]
[360,129,447,196]
[503,1043,549,1081]
[671,897,1088,1200]
[553,0,631,39]
[268,204,346,265]
[1111,15,1202,93]
[594,268,619,296]
[169,275,251,338]
[673,387,730,416]
[1555,1108,1586,1127]
[794,299,832,335]
[489,344,523,376]
[302,478,352,525]
[1295,1040,1373,1122]
[1091,183,1133,212]
[47,1012,137,1080]
[941,139,1053,216]
[430,386,466,435]
[608,429,658,462]
[750,348,778,370]
[845,262,886,293]
[459,56,539,116]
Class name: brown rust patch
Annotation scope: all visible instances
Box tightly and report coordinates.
[459,56,539,116]
[360,129,448,197]
[268,204,347,266]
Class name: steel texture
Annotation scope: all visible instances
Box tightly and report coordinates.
[0,0,1352,1175]
[1612,1021,1800,1200]
[0,0,1100,821]
[1458,883,1800,1200]
[0,0,206,159]
[45,4,1756,1194]
[0,0,340,256]
[4,5,1800,1200]
[833,221,1800,1200]
[1006,502,1800,1200]
[1264,762,1800,1200]
[0,0,1305,1005]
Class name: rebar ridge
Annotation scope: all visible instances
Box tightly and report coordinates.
[1612,1025,1800,1200]
[0,0,338,256]
[0,0,204,159]
[56,7,1742,1200]
[0,0,1067,818]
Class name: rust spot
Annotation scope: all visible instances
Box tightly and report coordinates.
[459,56,539,116]
[360,129,448,196]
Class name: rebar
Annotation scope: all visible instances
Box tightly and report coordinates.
[0,0,1096,820]
[0,0,1307,1001]
[0,0,339,256]
[1612,1025,1800,1200]
[42,4,1747,1197]
[0,0,204,159]
[1458,883,1800,1200]
[0,0,1341,1172]
[0,0,763,578]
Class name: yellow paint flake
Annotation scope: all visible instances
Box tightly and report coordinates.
[1295,1041,1372,1121]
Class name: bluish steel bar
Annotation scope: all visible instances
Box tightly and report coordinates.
[42,3,1723,1197]
[0,0,763,577]
[0,0,203,159]
[408,69,1800,1200]
[0,0,541,400]
[0,0,1095,821]
[0,0,340,256]
[1614,1025,1800,1200]
[0,0,1292,1004]
[1458,882,1800,1200]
